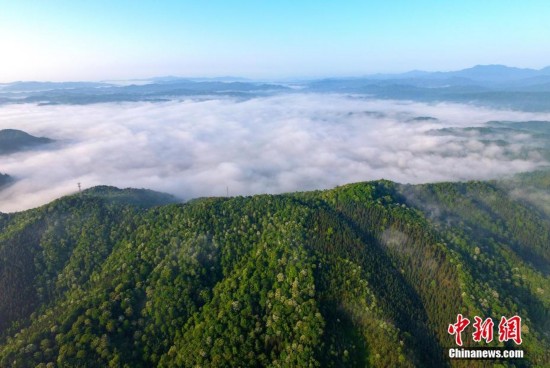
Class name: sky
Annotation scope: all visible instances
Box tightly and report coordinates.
[1,0,550,82]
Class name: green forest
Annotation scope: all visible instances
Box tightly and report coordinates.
[0,173,548,367]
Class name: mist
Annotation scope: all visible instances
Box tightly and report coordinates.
[1,93,549,212]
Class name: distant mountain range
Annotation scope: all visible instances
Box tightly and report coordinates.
[0,81,106,93]
[0,129,54,155]
[366,64,550,83]
[0,78,289,105]
[2,65,550,111]
[306,65,550,111]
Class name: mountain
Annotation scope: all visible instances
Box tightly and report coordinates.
[0,81,109,93]
[2,65,550,111]
[0,175,548,367]
[151,76,252,83]
[0,129,54,155]
[78,185,180,208]
[447,64,544,82]
[307,66,550,112]
[365,64,550,83]
[0,173,12,188]
[0,80,290,105]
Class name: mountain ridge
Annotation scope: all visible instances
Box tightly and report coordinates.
[2,64,550,86]
[3,64,550,111]
[0,129,54,155]
[0,173,12,189]
[0,175,548,367]
[365,64,550,81]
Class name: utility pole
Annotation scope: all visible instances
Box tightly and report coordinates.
[226,186,229,197]
[78,182,81,192]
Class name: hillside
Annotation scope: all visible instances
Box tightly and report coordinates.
[0,173,12,188]
[0,129,54,155]
[0,177,548,367]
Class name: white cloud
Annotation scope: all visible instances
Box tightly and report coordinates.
[0,94,549,212]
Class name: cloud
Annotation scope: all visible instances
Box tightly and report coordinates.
[0,94,549,212]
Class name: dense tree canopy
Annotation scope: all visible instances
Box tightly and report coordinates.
[0,176,548,367]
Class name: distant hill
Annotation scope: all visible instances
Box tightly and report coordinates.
[366,64,550,83]
[79,185,180,208]
[0,129,54,155]
[0,81,108,92]
[447,64,544,82]
[307,65,550,112]
[0,79,290,105]
[0,173,11,188]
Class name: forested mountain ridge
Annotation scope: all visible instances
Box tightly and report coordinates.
[0,176,548,367]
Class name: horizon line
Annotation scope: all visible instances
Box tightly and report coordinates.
[2,63,550,85]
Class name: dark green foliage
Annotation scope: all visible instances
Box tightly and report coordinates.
[0,179,548,367]
[79,186,179,208]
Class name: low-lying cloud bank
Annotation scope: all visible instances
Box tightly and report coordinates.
[1,94,549,212]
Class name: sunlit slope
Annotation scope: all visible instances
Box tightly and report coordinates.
[0,176,548,367]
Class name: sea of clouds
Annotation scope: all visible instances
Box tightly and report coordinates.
[1,93,549,212]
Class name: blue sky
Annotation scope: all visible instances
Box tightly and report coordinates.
[1,0,549,81]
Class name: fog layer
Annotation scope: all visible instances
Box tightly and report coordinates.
[1,94,549,212]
